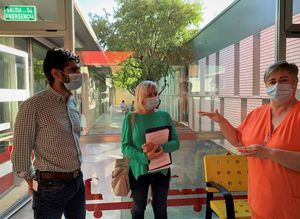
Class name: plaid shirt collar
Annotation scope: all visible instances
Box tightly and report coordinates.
[46,84,70,102]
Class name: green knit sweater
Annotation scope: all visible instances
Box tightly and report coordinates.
[121,110,180,180]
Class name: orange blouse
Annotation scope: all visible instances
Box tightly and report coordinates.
[237,102,300,219]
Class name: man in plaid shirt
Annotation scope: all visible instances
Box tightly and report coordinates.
[11,48,85,219]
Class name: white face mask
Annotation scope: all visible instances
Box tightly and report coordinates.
[266,83,293,101]
[144,96,159,110]
[64,73,83,90]
[57,70,83,90]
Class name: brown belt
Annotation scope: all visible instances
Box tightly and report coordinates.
[35,169,81,181]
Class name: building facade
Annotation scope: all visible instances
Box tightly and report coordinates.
[160,0,300,149]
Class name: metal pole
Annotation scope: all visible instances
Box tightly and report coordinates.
[64,0,75,51]
[275,0,286,62]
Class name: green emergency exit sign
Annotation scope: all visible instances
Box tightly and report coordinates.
[4,5,37,21]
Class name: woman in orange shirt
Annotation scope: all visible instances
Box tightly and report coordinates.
[199,61,300,219]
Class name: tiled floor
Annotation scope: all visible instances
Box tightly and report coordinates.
[11,108,224,219]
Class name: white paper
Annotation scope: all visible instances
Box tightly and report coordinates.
[145,128,169,145]
[148,153,171,171]
[223,144,241,155]
[145,128,171,171]
[212,140,241,155]
[148,164,171,173]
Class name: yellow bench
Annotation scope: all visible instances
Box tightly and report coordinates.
[203,154,251,219]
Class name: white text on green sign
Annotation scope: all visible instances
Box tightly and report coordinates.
[4,5,37,21]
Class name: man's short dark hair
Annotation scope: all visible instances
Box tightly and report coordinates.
[43,48,80,83]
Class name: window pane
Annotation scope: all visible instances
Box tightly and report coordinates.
[286,37,300,93]
[32,40,47,92]
[0,102,16,145]
[189,63,200,93]
[0,51,15,89]
[0,50,27,89]
[16,56,26,89]
[0,101,28,216]
[293,0,300,24]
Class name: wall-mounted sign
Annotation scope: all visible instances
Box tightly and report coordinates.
[4,5,37,21]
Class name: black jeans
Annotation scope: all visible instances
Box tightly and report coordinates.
[129,168,170,219]
[32,172,86,219]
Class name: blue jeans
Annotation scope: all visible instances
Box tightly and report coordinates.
[129,168,170,219]
[32,172,86,219]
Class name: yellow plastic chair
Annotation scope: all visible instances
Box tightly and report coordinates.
[203,154,251,219]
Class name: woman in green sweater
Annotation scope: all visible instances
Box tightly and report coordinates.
[121,80,180,219]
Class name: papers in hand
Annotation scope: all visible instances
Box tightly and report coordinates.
[212,139,241,155]
[224,144,242,155]
[145,125,172,172]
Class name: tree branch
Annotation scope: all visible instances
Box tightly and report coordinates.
[127,88,135,96]
[159,77,168,95]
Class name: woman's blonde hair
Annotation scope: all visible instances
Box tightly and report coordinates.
[134,80,158,113]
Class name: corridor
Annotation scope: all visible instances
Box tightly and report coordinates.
[11,106,224,219]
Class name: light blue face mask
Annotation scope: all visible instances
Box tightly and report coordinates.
[57,69,83,90]
[266,83,293,101]
[145,96,159,110]
[64,73,83,90]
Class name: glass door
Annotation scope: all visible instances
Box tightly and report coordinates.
[0,44,29,217]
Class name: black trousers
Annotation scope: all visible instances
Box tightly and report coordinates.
[129,168,170,219]
[32,172,85,219]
